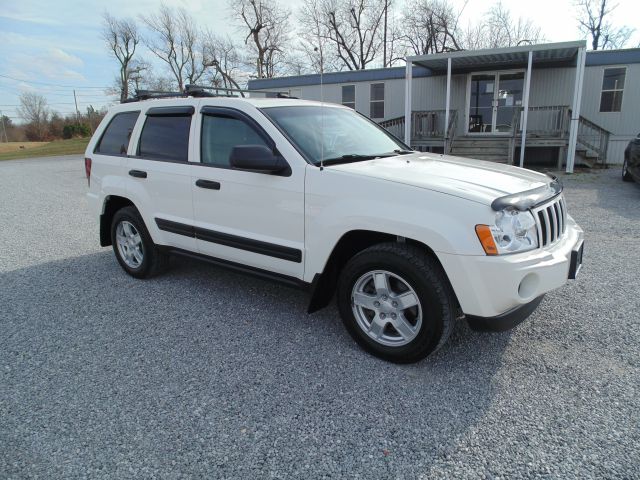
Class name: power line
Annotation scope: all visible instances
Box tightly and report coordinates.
[0,86,115,98]
[0,101,115,106]
[0,73,110,89]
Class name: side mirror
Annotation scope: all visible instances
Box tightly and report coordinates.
[229,145,288,174]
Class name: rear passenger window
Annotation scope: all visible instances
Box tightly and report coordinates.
[95,111,139,155]
[201,115,270,167]
[138,115,192,161]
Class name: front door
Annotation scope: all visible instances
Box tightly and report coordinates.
[468,72,524,134]
[191,107,305,279]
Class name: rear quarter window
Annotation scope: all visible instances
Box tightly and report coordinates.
[94,111,140,156]
[138,115,192,162]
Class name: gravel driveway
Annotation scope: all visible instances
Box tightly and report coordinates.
[1,155,638,479]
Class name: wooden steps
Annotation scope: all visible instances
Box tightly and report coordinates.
[449,137,511,163]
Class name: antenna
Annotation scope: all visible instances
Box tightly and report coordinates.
[316,46,325,171]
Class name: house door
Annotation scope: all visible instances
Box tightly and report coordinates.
[468,72,524,134]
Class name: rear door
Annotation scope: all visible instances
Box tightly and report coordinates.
[126,105,197,251]
[190,105,305,279]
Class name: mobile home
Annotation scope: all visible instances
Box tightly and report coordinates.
[248,41,640,172]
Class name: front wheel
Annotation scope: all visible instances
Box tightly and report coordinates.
[337,243,457,363]
[622,157,633,182]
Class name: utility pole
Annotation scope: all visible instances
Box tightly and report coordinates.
[0,110,8,143]
[73,89,80,126]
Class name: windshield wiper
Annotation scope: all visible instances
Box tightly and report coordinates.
[320,150,414,166]
[320,154,389,166]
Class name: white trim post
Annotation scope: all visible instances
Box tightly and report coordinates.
[519,50,533,168]
[444,57,452,153]
[404,60,412,145]
[566,46,586,173]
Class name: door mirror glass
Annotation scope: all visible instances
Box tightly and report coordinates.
[229,145,287,174]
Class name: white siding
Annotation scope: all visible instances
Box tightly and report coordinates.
[267,61,639,163]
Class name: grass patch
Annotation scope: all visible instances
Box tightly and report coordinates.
[0,138,90,161]
[0,141,48,154]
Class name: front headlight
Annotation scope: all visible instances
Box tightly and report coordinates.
[476,209,538,255]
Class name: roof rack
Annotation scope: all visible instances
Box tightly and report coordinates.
[123,85,297,103]
[185,84,298,99]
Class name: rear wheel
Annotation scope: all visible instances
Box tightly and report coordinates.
[111,206,168,278]
[337,243,457,363]
[622,157,633,182]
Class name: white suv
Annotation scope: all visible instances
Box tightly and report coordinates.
[85,93,584,363]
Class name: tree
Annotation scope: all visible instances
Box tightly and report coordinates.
[0,114,13,142]
[315,0,387,71]
[142,5,210,91]
[297,0,339,73]
[229,0,290,79]
[125,59,151,93]
[401,0,462,55]
[17,92,50,141]
[462,1,543,49]
[577,0,634,50]
[202,33,245,90]
[85,105,107,133]
[102,13,140,103]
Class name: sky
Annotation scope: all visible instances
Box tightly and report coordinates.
[0,0,638,124]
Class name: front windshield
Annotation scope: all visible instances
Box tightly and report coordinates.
[261,105,408,165]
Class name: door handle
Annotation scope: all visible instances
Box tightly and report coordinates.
[129,169,147,178]
[195,179,221,190]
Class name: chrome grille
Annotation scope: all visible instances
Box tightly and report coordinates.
[534,196,567,247]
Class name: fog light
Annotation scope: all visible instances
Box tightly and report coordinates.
[518,273,539,299]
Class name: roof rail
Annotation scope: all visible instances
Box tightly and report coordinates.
[123,85,298,103]
[185,84,298,98]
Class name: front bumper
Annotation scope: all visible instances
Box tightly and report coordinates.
[437,215,583,318]
[465,295,545,332]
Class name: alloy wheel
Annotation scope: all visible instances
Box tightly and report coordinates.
[351,270,423,347]
[115,220,144,268]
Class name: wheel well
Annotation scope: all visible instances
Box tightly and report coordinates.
[100,196,136,247]
[307,230,443,313]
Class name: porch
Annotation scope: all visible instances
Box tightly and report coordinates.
[378,105,611,168]
[402,41,594,173]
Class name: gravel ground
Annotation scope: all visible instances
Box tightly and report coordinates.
[1,155,638,479]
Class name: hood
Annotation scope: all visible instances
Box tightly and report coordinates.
[327,152,551,207]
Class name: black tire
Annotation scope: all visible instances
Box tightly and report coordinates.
[110,206,168,279]
[622,157,633,182]
[337,243,457,363]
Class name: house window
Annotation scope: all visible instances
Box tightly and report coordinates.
[600,67,626,112]
[370,83,384,119]
[342,85,355,109]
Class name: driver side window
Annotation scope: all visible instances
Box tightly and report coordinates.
[201,115,270,168]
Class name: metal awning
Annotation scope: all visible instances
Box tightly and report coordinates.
[408,41,585,74]
[404,41,588,173]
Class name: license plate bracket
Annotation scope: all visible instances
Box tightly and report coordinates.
[568,239,584,279]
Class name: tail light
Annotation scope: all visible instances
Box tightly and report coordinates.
[84,157,92,186]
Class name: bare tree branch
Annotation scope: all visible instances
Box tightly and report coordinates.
[401,0,463,55]
[296,0,341,73]
[462,1,543,49]
[228,0,290,79]
[202,32,245,91]
[17,92,50,141]
[576,0,634,50]
[306,0,387,71]
[141,5,209,91]
[102,13,140,102]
